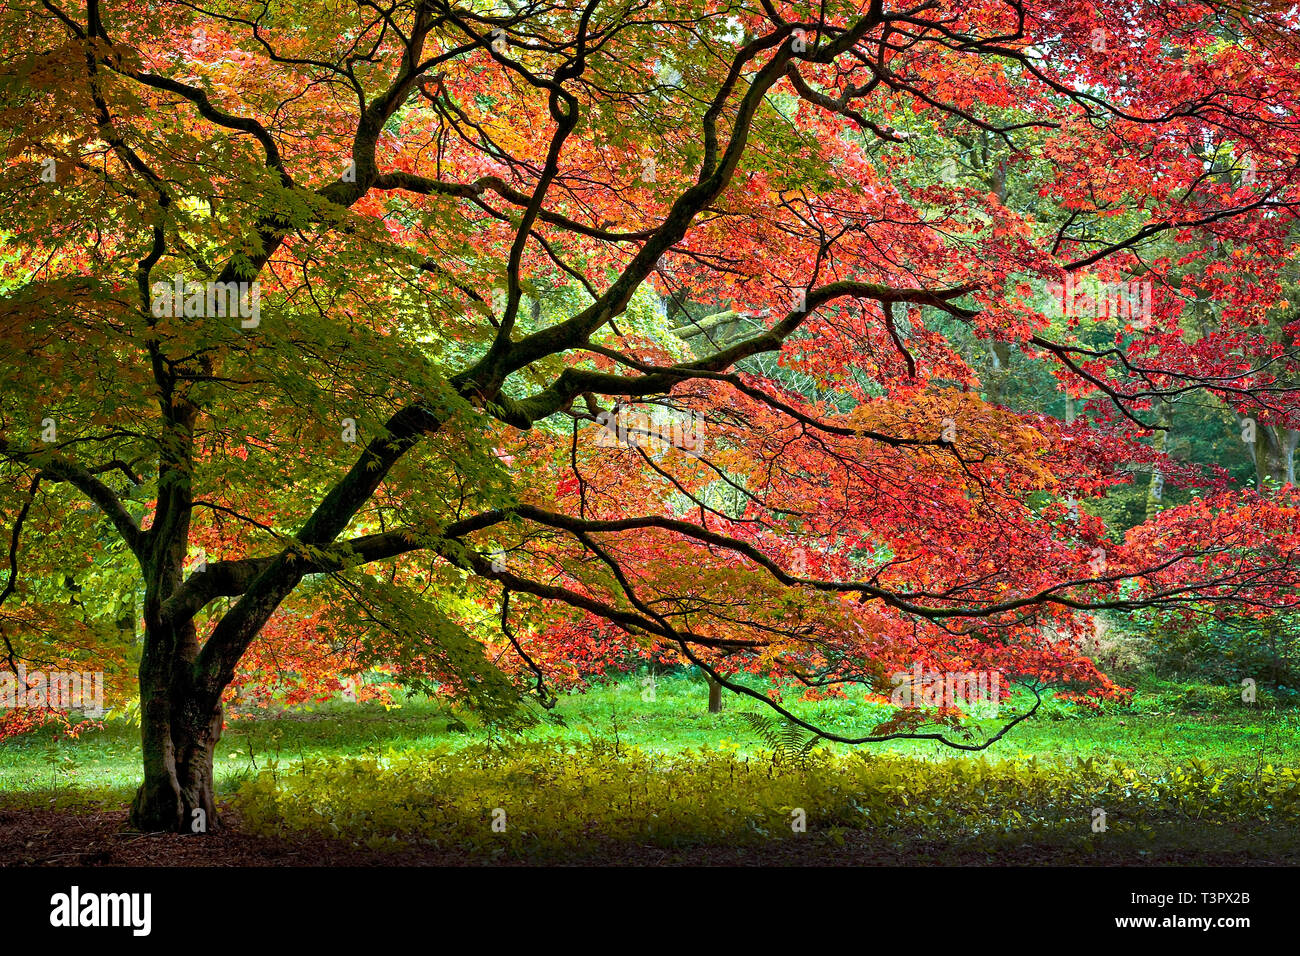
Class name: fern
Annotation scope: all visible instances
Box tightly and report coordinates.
[738,712,820,766]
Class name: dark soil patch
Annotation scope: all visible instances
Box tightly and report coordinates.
[2,803,1295,866]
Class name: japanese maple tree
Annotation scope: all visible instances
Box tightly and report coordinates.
[2,0,1300,833]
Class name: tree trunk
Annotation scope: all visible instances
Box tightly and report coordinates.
[985,340,1014,406]
[130,680,222,832]
[1254,425,1299,495]
[707,676,723,713]
[129,617,223,833]
[1145,399,1173,520]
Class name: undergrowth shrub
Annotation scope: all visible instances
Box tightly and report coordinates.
[1121,607,1300,690]
[233,741,1300,856]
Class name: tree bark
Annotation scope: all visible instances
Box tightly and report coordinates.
[707,676,723,713]
[129,680,221,833]
[985,340,1014,406]
[1145,399,1173,521]
[1254,424,1299,495]
[129,617,224,833]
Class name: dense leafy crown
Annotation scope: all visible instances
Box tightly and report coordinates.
[2,0,1300,742]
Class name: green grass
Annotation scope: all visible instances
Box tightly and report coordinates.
[1,672,1296,806]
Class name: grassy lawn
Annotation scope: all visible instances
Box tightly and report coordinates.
[2,672,1296,805]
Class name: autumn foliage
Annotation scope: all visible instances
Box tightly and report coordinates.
[1,0,1300,822]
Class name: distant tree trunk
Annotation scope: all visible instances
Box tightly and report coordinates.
[707,676,723,713]
[1145,399,1173,520]
[985,340,1013,406]
[1254,424,1299,495]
